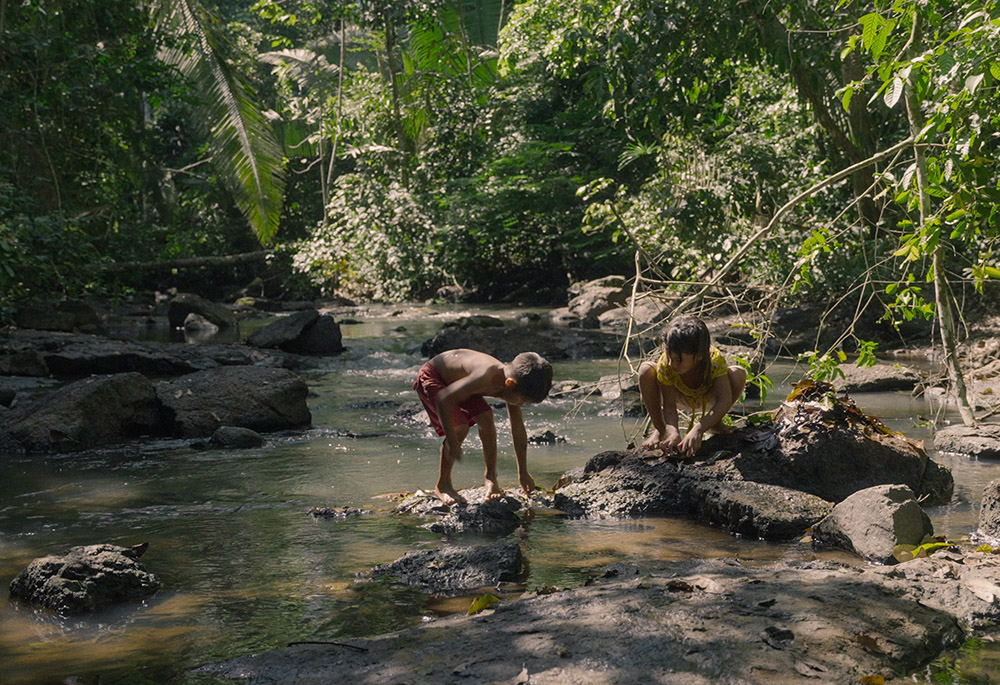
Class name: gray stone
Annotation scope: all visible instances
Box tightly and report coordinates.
[246,309,320,349]
[14,300,101,333]
[282,314,344,355]
[836,361,923,393]
[210,425,265,449]
[934,424,1000,459]
[1,372,161,453]
[156,366,311,438]
[9,543,159,614]
[813,484,933,564]
[366,541,522,595]
[168,293,236,329]
[977,479,1000,542]
[420,322,629,360]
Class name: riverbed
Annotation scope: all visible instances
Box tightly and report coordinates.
[1,304,997,683]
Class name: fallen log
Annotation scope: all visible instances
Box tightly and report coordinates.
[95,250,272,272]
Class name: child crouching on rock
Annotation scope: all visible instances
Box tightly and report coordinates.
[637,315,746,458]
[413,349,553,505]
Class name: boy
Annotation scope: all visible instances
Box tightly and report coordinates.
[413,349,553,505]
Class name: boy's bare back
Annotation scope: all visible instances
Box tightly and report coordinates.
[430,349,507,400]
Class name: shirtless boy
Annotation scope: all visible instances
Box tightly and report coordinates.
[413,349,553,505]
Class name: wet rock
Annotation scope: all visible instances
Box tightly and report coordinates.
[812,485,933,564]
[596,374,638,400]
[309,506,371,519]
[210,425,265,449]
[246,309,344,355]
[14,300,102,334]
[597,389,645,417]
[0,372,162,453]
[365,541,522,595]
[156,366,310,438]
[835,361,923,393]
[183,313,219,335]
[198,554,1000,683]
[934,424,1000,459]
[527,429,566,445]
[9,543,159,614]
[167,293,236,330]
[977,479,1000,543]
[396,490,525,537]
[442,315,505,330]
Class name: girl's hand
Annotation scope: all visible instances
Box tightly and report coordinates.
[678,426,703,457]
[660,426,682,453]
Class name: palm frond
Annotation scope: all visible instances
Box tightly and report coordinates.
[151,0,285,246]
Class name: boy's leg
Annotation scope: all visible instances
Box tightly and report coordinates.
[638,361,665,449]
[474,410,502,500]
[436,423,470,505]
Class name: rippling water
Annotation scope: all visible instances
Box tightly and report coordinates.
[1,304,997,683]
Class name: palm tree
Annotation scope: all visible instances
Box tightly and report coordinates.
[150,0,286,246]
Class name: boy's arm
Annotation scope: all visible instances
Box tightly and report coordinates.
[507,403,534,495]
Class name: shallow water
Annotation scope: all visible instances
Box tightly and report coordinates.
[1,304,998,683]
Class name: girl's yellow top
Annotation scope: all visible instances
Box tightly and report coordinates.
[655,346,729,412]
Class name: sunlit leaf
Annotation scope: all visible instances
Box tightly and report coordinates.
[883,77,904,108]
[468,593,501,615]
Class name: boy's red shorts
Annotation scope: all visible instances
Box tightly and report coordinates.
[413,361,490,436]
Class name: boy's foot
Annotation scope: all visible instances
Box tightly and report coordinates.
[484,479,504,501]
[641,434,662,450]
[435,485,467,505]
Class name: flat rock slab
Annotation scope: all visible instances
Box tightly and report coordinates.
[365,541,522,595]
[835,361,922,393]
[196,553,1000,683]
[934,424,1000,459]
[395,489,527,537]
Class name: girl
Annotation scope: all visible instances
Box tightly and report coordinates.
[637,316,746,458]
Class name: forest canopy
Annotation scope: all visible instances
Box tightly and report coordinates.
[2,0,999,321]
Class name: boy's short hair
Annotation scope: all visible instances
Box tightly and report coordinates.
[509,352,553,403]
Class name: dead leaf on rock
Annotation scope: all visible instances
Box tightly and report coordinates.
[793,659,829,678]
[855,634,886,654]
[859,676,885,685]
[666,579,696,592]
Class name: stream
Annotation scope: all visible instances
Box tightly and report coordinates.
[1,304,998,683]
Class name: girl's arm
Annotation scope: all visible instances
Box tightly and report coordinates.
[677,374,733,457]
[659,385,682,449]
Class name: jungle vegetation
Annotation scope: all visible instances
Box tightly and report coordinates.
[2,0,999,419]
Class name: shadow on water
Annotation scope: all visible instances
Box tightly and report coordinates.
[1,303,999,683]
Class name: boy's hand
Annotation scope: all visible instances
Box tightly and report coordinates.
[519,472,535,497]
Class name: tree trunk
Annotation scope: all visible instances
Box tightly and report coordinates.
[903,14,976,426]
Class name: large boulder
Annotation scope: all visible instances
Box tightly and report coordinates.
[14,300,101,333]
[812,484,934,564]
[551,381,951,540]
[246,309,344,355]
[168,293,236,330]
[549,276,630,328]
[366,541,522,595]
[0,372,161,453]
[9,543,159,614]
[156,366,311,438]
[732,380,938,503]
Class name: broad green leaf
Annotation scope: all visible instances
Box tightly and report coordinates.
[985,267,1000,279]
[883,77,904,108]
[991,63,1000,80]
[841,85,854,112]
[468,593,501,615]
[860,13,880,51]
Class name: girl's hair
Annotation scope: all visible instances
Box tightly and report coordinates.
[661,316,712,387]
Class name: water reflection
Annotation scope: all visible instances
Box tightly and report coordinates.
[2,304,999,683]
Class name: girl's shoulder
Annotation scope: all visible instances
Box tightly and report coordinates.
[708,346,728,379]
